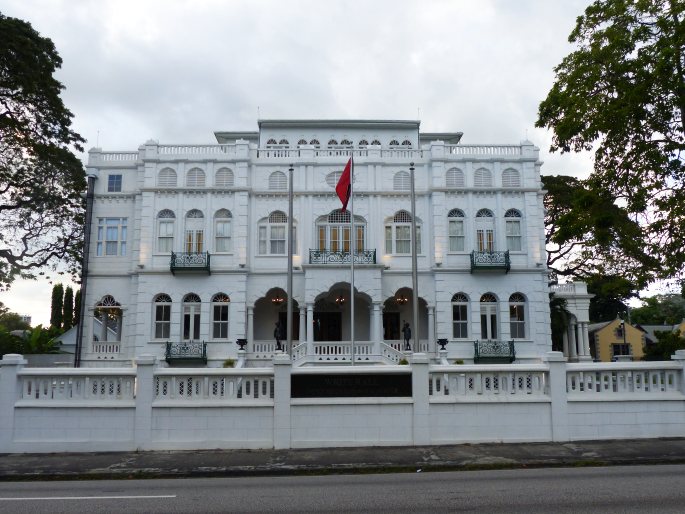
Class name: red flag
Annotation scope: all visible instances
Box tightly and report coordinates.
[336,157,353,212]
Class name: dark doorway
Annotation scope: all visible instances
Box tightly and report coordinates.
[383,312,400,339]
[314,312,342,341]
[278,311,300,340]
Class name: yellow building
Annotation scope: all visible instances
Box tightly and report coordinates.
[588,318,645,362]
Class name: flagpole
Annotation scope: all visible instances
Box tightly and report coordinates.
[349,156,355,366]
[410,162,419,353]
[287,164,294,358]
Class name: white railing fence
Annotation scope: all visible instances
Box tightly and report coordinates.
[1,351,685,453]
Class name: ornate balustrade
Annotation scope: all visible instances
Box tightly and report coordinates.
[444,144,522,156]
[470,250,510,273]
[158,144,237,155]
[165,341,207,364]
[153,369,274,402]
[429,364,548,398]
[309,249,376,264]
[566,362,683,396]
[170,251,210,274]
[474,340,516,364]
[17,369,136,402]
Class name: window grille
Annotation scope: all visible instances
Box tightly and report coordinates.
[186,209,204,219]
[157,168,177,187]
[268,171,287,190]
[502,168,521,187]
[474,168,492,187]
[215,168,234,187]
[446,168,465,188]
[476,209,494,218]
[269,211,288,223]
[393,171,411,191]
[158,209,175,219]
[186,168,206,187]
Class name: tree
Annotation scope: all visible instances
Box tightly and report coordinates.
[0,300,29,332]
[537,0,685,283]
[542,174,658,288]
[631,294,685,325]
[62,286,73,329]
[643,329,685,360]
[0,13,85,289]
[50,283,63,329]
[586,274,636,322]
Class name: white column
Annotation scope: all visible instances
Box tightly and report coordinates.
[247,306,254,346]
[299,307,306,344]
[306,303,314,354]
[562,330,569,358]
[427,306,435,355]
[568,322,578,360]
[372,302,382,355]
[0,354,25,453]
[578,322,592,361]
[582,322,591,357]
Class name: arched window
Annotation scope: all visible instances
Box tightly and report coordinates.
[325,169,356,188]
[393,171,411,191]
[385,210,421,255]
[153,294,171,339]
[401,139,412,147]
[327,139,338,146]
[186,167,206,187]
[371,139,381,146]
[509,293,526,339]
[185,210,204,253]
[389,139,400,146]
[475,209,495,252]
[157,209,175,253]
[480,293,498,340]
[505,209,522,251]
[446,168,465,188]
[214,209,232,253]
[298,139,308,146]
[93,295,122,343]
[502,168,521,188]
[157,168,177,187]
[452,293,469,339]
[448,209,465,252]
[266,138,278,146]
[258,211,295,255]
[183,293,201,341]
[212,293,230,339]
[316,210,366,252]
[474,168,492,187]
[340,139,352,146]
[358,139,369,147]
[268,171,287,190]
[309,139,320,147]
[278,139,289,146]
[215,167,234,187]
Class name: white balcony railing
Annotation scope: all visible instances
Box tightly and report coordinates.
[428,364,549,398]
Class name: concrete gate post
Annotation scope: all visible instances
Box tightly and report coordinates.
[545,351,569,442]
[273,353,292,449]
[0,354,26,453]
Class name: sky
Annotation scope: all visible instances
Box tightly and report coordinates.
[0,0,605,325]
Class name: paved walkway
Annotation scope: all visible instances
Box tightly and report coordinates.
[2,438,685,480]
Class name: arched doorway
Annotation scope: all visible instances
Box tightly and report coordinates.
[383,288,428,349]
[313,283,371,341]
[253,287,299,341]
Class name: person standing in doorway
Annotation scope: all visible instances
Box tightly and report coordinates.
[402,320,411,351]
[274,321,283,351]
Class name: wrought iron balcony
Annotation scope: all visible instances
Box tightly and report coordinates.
[470,250,510,273]
[309,249,376,264]
[474,340,515,364]
[165,341,207,364]
[170,251,211,275]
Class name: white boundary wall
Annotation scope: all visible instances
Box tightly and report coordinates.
[1,351,685,453]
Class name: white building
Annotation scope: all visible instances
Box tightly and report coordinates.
[79,119,566,367]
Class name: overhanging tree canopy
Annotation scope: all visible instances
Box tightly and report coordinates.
[0,13,85,289]
[537,0,685,283]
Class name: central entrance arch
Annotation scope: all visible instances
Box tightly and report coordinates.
[314,282,371,341]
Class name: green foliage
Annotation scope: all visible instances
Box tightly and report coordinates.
[542,175,658,288]
[222,358,236,368]
[0,13,86,289]
[63,286,73,329]
[631,294,685,325]
[550,293,571,352]
[643,329,685,360]
[0,327,22,356]
[0,311,30,332]
[398,358,409,365]
[20,325,61,354]
[586,274,637,322]
[50,283,63,329]
[453,359,464,365]
[537,0,685,283]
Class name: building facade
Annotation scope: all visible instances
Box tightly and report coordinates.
[81,119,554,367]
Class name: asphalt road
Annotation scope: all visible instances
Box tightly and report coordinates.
[1,464,684,513]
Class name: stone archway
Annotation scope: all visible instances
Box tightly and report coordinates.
[253,287,300,340]
[313,282,372,341]
[383,287,429,348]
